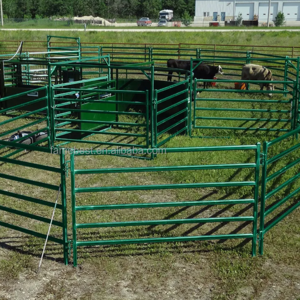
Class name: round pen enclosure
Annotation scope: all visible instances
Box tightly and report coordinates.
[0,36,299,266]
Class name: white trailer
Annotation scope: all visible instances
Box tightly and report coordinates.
[159,9,173,21]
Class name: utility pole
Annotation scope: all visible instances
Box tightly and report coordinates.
[233,0,236,21]
[0,0,3,27]
[267,0,271,27]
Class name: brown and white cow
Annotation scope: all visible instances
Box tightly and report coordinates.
[241,64,274,96]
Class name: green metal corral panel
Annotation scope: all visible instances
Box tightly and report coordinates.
[4,86,47,111]
[80,95,116,131]
[117,79,147,112]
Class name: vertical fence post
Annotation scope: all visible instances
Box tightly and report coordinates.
[145,90,150,148]
[187,76,192,137]
[252,142,261,257]
[98,46,101,77]
[296,57,300,139]
[246,51,251,90]
[70,151,77,267]
[284,56,288,97]
[153,89,158,149]
[291,81,297,131]
[259,141,268,255]
[149,47,153,62]
[47,64,54,148]
[190,58,195,135]
[60,148,68,265]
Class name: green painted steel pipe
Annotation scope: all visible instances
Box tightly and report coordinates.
[55,128,146,138]
[73,145,258,156]
[56,138,146,148]
[267,126,300,147]
[75,181,255,193]
[60,149,69,265]
[0,205,62,227]
[0,220,64,245]
[265,186,300,217]
[3,136,50,159]
[196,89,291,95]
[157,90,188,104]
[195,107,289,113]
[76,234,254,247]
[76,216,254,229]
[56,87,146,94]
[0,156,61,173]
[75,199,254,211]
[196,117,289,122]
[196,98,291,104]
[53,76,108,88]
[70,152,78,267]
[0,188,63,210]
[266,157,300,182]
[0,173,59,191]
[0,107,47,126]
[53,98,144,106]
[268,142,300,164]
[157,98,188,116]
[75,163,256,175]
[265,172,300,200]
[157,117,188,137]
[157,127,187,148]
[157,108,188,127]
[0,97,47,113]
[54,118,147,127]
[264,201,300,233]
[194,126,288,132]
[0,86,46,102]
[252,143,260,257]
[0,117,48,138]
[54,107,145,117]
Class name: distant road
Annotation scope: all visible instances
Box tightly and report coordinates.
[1,28,300,32]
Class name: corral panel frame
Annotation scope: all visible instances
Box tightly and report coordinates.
[70,145,260,267]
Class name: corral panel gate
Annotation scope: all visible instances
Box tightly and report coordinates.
[70,145,260,266]
[259,126,300,254]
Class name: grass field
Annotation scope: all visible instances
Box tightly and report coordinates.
[1,30,300,49]
[0,32,300,300]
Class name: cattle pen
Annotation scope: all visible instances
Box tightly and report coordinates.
[0,36,299,267]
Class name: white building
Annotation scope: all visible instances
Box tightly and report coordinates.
[194,0,300,26]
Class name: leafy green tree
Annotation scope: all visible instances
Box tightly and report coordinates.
[14,0,29,19]
[274,12,285,27]
[139,0,161,18]
[236,13,243,26]
[181,10,192,26]
[2,0,17,18]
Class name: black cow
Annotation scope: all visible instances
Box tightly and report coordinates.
[167,59,223,88]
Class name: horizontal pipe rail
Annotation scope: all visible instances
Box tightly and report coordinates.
[75,163,256,175]
[75,181,255,193]
[76,216,254,229]
[75,199,254,211]
[75,234,254,247]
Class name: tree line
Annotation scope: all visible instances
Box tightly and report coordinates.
[3,0,195,20]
